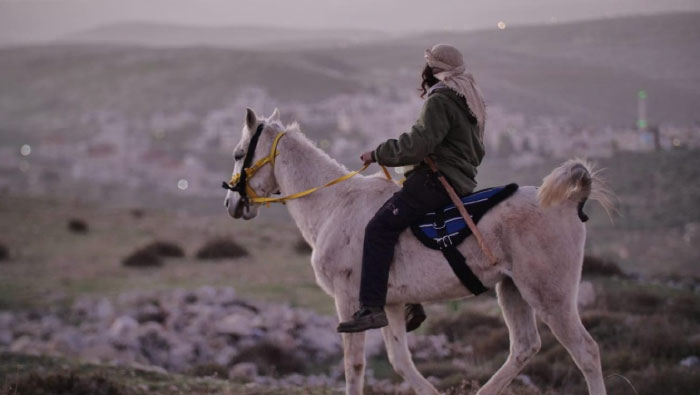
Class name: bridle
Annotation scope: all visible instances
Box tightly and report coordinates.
[221,123,286,206]
[222,123,392,207]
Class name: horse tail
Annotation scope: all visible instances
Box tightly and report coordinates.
[537,158,614,220]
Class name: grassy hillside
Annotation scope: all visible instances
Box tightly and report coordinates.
[0,191,698,394]
[0,194,334,314]
[0,44,363,117]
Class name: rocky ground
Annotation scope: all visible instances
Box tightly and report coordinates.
[0,286,463,393]
[1,273,698,395]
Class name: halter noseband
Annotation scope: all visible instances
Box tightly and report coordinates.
[221,123,286,205]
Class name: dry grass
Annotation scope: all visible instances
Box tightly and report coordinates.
[422,281,700,394]
[1,194,698,394]
[0,194,335,314]
[186,363,229,379]
[2,371,125,395]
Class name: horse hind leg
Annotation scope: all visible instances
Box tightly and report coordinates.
[477,277,541,395]
[514,274,607,395]
[539,302,606,395]
[381,304,439,395]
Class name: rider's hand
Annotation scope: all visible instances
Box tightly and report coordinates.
[360,151,375,165]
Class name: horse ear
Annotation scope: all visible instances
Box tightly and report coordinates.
[245,108,258,131]
[270,107,280,122]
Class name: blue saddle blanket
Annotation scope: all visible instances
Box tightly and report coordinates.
[411,183,518,250]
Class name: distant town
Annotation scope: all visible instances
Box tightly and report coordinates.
[1,86,698,203]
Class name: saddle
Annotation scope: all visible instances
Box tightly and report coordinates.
[410,183,519,294]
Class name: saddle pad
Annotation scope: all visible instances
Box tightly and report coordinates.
[411,183,519,250]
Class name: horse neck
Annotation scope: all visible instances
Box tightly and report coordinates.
[274,131,349,246]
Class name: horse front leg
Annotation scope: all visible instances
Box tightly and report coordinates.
[382,304,440,395]
[335,296,367,395]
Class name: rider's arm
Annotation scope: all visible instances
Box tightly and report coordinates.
[372,94,451,167]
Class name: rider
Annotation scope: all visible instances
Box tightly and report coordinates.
[337,44,487,333]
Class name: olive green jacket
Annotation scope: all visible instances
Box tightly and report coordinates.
[372,87,485,196]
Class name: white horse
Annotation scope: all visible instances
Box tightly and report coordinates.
[224,108,612,395]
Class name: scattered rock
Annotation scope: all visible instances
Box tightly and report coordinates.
[216,314,256,337]
[135,301,168,324]
[108,315,139,348]
[515,374,538,389]
[230,362,258,380]
[680,355,699,368]
[0,329,13,347]
[0,287,344,381]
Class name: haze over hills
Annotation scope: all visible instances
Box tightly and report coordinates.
[51,12,700,126]
[328,12,700,126]
[58,22,395,50]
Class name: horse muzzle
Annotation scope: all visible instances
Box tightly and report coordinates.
[226,193,257,220]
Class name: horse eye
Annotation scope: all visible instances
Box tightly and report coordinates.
[234,151,245,161]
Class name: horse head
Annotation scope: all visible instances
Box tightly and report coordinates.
[224,107,283,220]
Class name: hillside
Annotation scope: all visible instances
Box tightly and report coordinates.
[327,12,700,126]
[4,13,698,130]
[59,22,394,50]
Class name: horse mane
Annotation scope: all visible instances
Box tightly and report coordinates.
[278,120,349,173]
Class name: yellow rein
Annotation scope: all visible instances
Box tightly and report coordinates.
[228,132,392,206]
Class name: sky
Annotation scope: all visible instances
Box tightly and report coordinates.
[1,0,699,44]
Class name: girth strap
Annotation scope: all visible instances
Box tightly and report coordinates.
[440,246,488,295]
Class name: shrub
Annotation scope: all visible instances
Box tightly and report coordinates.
[122,247,163,268]
[130,208,144,219]
[142,241,185,258]
[667,294,700,323]
[230,342,306,376]
[294,237,312,254]
[427,309,503,343]
[0,242,8,261]
[195,238,248,260]
[4,371,124,395]
[607,366,700,395]
[67,218,89,234]
[582,255,625,277]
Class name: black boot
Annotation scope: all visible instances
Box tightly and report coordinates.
[337,306,388,333]
[405,303,427,332]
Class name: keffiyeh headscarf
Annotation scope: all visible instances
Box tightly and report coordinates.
[424,44,487,139]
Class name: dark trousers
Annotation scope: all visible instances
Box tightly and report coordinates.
[359,168,452,307]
